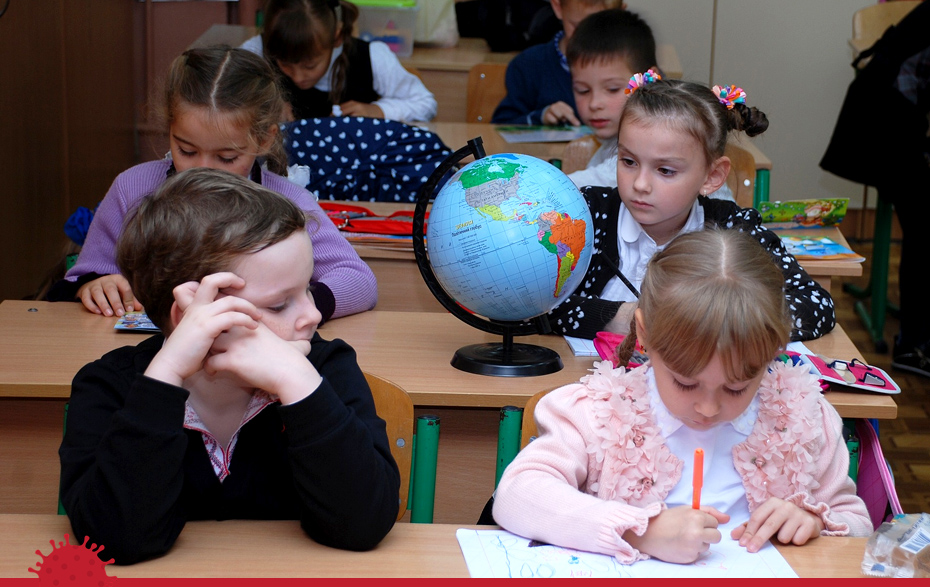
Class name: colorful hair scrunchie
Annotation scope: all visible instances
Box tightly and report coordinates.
[711,85,747,109]
[625,68,662,95]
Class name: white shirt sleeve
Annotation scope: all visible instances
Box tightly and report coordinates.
[368,41,437,122]
[240,35,264,57]
[568,148,619,189]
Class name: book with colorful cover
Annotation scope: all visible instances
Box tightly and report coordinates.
[779,235,865,262]
[114,312,160,332]
[758,198,849,227]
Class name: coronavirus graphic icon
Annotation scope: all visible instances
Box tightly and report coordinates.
[29,534,117,585]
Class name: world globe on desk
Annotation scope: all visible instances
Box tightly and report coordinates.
[412,138,594,377]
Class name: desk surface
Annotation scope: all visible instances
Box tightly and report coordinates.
[0,301,895,418]
[0,515,868,578]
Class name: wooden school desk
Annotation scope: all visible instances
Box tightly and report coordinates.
[188,25,683,123]
[0,514,871,578]
[0,301,897,523]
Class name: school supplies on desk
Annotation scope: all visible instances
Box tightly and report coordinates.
[758,198,849,227]
[800,355,901,395]
[496,125,594,144]
[563,335,598,357]
[455,528,798,578]
[114,312,160,333]
[779,235,865,262]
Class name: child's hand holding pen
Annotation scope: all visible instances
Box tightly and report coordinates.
[623,504,730,564]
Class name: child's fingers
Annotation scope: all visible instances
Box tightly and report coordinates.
[699,505,730,525]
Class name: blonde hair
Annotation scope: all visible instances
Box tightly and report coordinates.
[162,46,289,174]
[618,230,790,382]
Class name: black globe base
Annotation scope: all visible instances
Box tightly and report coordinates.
[451,343,563,377]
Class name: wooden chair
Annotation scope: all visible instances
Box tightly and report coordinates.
[519,389,550,450]
[465,62,509,123]
[364,372,439,523]
[851,1,920,65]
[724,142,757,209]
[558,135,601,175]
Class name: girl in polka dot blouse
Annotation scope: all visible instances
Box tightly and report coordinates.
[547,77,835,341]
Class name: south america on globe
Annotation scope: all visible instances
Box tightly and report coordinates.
[426,153,593,322]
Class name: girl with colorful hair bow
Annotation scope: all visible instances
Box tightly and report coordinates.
[545,76,837,350]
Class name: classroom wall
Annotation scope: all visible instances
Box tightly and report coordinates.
[630,0,877,207]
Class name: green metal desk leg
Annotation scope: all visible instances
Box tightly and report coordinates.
[843,199,897,353]
[753,168,770,209]
[495,406,523,487]
[410,414,439,523]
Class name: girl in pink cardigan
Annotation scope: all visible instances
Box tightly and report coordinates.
[492,229,871,564]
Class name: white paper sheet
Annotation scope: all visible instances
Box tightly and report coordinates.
[456,528,799,578]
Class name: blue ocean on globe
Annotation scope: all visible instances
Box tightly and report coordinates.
[426,153,594,322]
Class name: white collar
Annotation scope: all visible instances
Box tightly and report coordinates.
[645,365,759,437]
[313,45,343,93]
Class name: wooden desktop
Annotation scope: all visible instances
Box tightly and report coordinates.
[0,515,871,578]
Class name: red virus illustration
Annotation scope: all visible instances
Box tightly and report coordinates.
[29,534,117,585]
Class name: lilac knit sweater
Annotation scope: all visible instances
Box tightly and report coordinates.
[61,160,377,320]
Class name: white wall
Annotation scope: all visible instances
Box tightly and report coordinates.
[628,0,877,207]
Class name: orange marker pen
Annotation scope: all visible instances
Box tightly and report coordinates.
[692,448,704,509]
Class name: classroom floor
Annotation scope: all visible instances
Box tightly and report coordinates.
[834,239,930,515]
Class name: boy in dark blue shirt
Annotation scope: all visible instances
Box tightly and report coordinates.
[491,0,624,125]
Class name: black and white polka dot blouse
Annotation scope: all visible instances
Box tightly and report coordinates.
[547,187,837,341]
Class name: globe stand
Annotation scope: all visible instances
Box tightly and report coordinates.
[452,328,563,377]
[413,137,565,377]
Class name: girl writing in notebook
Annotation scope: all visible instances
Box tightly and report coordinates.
[51,46,377,322]
[546,76,835,341]
[493,229,872,564]
[242,0,437,122]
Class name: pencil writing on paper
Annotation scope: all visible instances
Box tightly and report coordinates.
[692,448,704,509]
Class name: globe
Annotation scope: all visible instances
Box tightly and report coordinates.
[413,141,594,377]
[428,153,593,321]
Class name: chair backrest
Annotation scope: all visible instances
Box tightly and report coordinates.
[466,62,509,123]
[519,389,552,450]
[852,1,920,44]
[724,142,757,209]
[560,135,602,175]
[364,371,415,522]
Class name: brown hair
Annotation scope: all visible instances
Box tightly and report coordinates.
[566,9,656,74]
[616,230,790,382]
[619,78,769,167]
[116,168,308,330]
[261,0,359,106]
[162,45,289,174]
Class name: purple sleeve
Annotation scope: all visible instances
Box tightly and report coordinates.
[65,162,168,283]
[261,171,378,319]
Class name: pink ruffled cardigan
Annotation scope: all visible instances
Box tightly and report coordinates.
[492,360,873,563]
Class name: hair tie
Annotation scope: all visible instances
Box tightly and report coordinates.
[712,85,747,109]
[624,69,662,95]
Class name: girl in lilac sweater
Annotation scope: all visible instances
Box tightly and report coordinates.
[492,230,871,564]
[54,46,376,322]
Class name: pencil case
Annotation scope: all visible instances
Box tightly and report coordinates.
[318,202,428,235]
